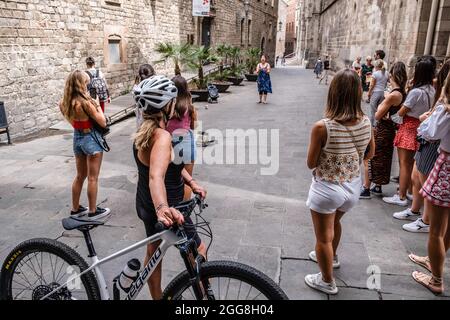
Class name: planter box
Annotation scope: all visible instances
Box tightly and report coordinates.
[227,76,244,86]
[245,74,258,82]
[210,81,232,93]
[191,89,209,102]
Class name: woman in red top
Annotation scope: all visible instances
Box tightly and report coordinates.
[60,70,110,220]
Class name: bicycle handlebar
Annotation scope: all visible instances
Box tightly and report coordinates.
[154,195,206,232]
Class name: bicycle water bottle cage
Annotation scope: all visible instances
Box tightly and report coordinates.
[62,216,105,231]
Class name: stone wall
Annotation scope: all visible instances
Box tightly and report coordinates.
[0,0,278,139]
[298,0,450,71]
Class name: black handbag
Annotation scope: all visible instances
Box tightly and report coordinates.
[81,103,111,152]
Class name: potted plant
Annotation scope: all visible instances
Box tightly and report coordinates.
[187,46,218,102]
[154,42,191,76]
[227,46,245,86]
[245,48,261,82]
[208,44,233,93]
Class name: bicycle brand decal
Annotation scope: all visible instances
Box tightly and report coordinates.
[125,247,162,300]
[4,251,22,270]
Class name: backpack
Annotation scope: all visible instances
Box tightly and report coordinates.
[86,69,109,101]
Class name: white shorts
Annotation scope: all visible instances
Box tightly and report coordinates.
[306,176,362,214]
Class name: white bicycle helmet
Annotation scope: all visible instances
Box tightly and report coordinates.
[133,75,178,113]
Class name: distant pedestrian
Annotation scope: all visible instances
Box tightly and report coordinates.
[256,55,272,104]
[134,64,156,129]
[314,58,323,79]
[276,56,280,66]
[168,75,198,200]
[305,69,375,295]
[352,56,362,75]
[318,56,331,85]
[85,57,110,113]
[368,59,389,127]
[59,70,111,220]
[361,56,374,94]
[282,54,286,66]
[374,49,388,70]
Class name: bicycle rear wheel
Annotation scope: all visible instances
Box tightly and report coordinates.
[163,261,288,300]
[0,238,100,300]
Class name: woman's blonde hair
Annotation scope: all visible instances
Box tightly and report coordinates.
[374,59,386,73]
[133,101,175,150]
[61,70,97,122]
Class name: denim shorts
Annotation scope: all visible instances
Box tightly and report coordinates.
[73,129,104,156]
[171,129,197,165]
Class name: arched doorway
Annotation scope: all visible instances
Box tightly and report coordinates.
[260,37,265,54]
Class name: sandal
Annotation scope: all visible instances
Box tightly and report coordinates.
[412,271,444,295]
[409,254,432,273]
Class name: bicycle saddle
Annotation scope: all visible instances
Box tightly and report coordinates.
[62,216,105,231]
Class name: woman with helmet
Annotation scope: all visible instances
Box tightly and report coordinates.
[133,75,207,300]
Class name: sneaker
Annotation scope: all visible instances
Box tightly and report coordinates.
[87,207,111,220]
[305,273,338,295]
[70,205,88,217]
[403,218,430,233]
[406,193,414,201]
[393,208,421,221]
[360,188,372,199]
[383,194,408,207]
[390,176,400,184]
[309,251,340,269]
[370,185,383,196]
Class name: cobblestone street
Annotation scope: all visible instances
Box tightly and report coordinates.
[1,67,449,300]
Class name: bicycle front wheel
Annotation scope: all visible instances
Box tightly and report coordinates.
[0,238,100,300]
[163,261,288,300]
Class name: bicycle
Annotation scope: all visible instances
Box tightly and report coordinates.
[0,195,289,300]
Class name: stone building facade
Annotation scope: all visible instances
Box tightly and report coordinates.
[275,0,288,59]
[0,0,278,139]
[298,0,450,71]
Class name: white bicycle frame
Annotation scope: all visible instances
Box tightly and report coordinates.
[41,229,186,300]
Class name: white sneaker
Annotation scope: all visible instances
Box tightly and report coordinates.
[305,273,338,295]
[309,251,341,269]
[393,208,421,221]
[383,194,408,207]
[403,218,430,233]
[406,193,414,201]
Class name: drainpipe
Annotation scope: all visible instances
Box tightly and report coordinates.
[424,0,440,55]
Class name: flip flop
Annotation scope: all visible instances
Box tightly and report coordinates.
[412,271,444,295]
[409,254,432,273]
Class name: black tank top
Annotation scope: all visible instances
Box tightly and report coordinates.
[133,143,184,216]
[389,88,407,116]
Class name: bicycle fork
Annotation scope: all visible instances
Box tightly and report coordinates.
[178,239,215,300]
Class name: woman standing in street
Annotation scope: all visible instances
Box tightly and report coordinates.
[383,58,436,207]
[305,69,374,295]
[361,56,374,96]
[60,70,111,219]
[167,75,198,200]
[411,75,450,295]
[314,58,324,79]
[256,55,272,104]
[364,62,408,197]
[133,75,207,299]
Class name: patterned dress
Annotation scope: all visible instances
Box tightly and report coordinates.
[257,63,272,94]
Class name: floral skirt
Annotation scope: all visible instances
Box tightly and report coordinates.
[394,116,420,152]
[420,151,450,208]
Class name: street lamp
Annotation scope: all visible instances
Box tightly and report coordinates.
[278,21,283,31]
[244,0,250,16]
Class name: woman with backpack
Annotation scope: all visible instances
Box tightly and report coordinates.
[59,70,111,220]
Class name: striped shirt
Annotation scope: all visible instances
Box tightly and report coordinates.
[316,116,372,183]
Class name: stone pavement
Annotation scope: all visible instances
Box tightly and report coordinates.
[0,68,449,300]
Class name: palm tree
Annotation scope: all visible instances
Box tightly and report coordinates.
[187,46,218,89]
[154,42,191,76]
[246,48,262,75]
[228,46,244,78]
